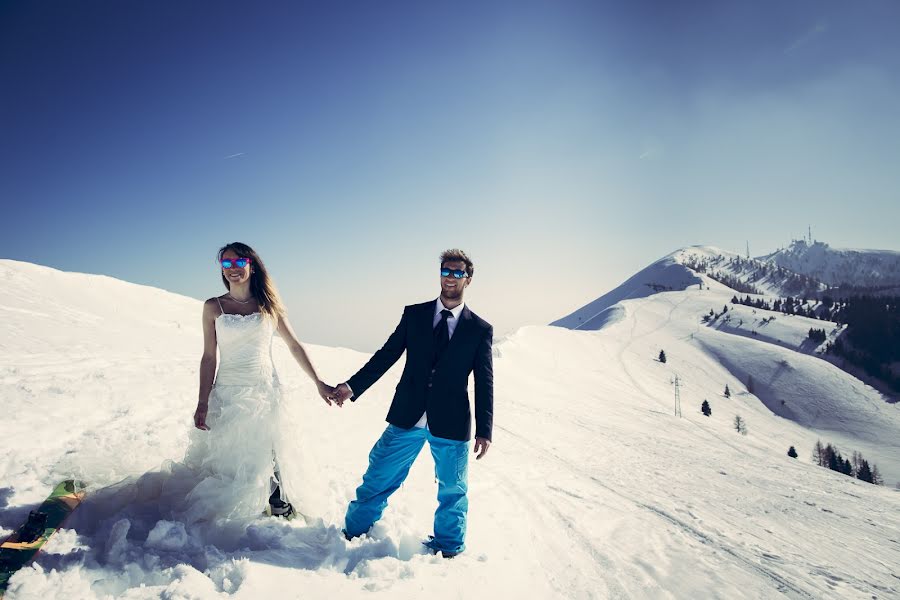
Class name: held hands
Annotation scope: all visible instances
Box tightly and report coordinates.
[316,380,337,406]
[474,437,491,460]
[327,383,353,407]
[193,403,210,431]
[316,380,351,407]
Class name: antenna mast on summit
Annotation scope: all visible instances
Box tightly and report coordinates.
[808,225,812,244]
[746,241,750,259]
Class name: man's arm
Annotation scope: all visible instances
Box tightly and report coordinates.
[344,307,410,401]
[473,324,494,443]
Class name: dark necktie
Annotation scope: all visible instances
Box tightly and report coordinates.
[432,309,453,365]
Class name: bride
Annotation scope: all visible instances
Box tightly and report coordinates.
[186,241,336,523]
[70,242,336,554]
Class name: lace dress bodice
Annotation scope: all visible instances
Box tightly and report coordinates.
[214,312,278,386]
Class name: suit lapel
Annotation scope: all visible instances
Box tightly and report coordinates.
[422,300,436,359]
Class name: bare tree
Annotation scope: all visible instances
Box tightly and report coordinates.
[812,440,826,466]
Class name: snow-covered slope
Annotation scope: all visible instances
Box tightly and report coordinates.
[553,245,828,330]
[551,247,899,467]
[676,246,827,299]
[704,302,841,356]
[759,240,900,291]
[3,258,900,599]
[550,247,715,330]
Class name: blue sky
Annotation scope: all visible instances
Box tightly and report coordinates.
[2,1,899,351]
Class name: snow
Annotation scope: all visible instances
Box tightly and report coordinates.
[2,256,900,599]
[758,240,900,289]
[550,247,710,330]
[703,302,839,354]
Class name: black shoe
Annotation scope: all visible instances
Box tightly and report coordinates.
[269,498,294,518]
[423,536,460,558]
[268,485,294,518]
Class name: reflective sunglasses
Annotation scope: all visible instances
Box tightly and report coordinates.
[440,267,469,279]
[220,257,252,269]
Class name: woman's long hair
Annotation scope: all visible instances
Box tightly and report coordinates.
[217,242,286,319]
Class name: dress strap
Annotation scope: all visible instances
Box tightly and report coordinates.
[216,297,225,316]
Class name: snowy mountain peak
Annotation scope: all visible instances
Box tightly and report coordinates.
[550,247,711,330]
[668,245,742,264]
[757,240,900,291]
[550,244,817,331]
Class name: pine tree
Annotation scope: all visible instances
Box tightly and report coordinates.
[842,458,853,476]
[659,350,666,363]
[724,384,731,398]
[701,400,711,416]
[747,375,755,394]
[787,446,798,458]
[857,460,873,483]
[733,415,747,435]
[827,445,840,472]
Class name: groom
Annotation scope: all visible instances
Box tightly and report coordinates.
[330,249,493,557]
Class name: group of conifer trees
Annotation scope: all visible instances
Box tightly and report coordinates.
[682,254,820,297]
[811,440,883,485]
[725,293,899,391]
[807,328,827,343]
[698,392,885,486]
[730,294,829,320]
[825,296,900,392]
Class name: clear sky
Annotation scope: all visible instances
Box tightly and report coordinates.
[2,1,899,351]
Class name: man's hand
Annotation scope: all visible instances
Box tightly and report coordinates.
[473,437,491,460]
[194,403,210,431]
[328,383,353,407]
[316,380,336,406]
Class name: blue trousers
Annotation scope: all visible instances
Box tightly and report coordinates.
[344,424,470,554]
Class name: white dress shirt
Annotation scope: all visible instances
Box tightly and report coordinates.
[414,299,465,428]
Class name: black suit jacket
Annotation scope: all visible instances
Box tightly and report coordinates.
[347,300,493,442]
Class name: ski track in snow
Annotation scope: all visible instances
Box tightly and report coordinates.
[494,420,819,599]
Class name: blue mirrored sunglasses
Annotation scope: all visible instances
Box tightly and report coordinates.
[440,268,469,279]
[221,257,251,269]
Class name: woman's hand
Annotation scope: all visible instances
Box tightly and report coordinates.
[316,380,337,406]
[194,403,210,430]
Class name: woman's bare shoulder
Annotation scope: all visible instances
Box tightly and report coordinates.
[202,297,225,315]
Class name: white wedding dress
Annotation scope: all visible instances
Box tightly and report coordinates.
[181,309,310,523]
[71,308,324,551]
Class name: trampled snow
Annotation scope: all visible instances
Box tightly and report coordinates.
[2,256,899,599]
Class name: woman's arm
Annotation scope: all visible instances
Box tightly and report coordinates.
[276,313,335,405]
[194,299,219,430]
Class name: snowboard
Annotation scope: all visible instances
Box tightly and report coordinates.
[0,480,86,596]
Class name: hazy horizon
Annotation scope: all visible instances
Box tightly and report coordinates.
[5,235,897,353]
[3,0,899,351]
